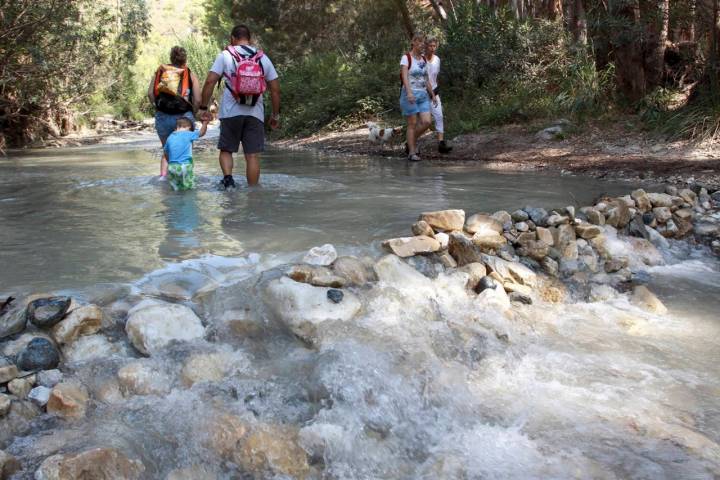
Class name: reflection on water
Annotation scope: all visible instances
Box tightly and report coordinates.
[0,144,639,292]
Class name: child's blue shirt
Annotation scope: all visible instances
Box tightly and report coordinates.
[164,130,200,164]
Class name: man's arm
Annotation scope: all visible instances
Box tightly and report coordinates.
[268,78,280,129]
[199,72,221,121]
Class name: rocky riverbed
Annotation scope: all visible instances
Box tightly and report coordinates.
[1,184,720,479]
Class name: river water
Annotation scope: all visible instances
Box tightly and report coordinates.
[1,137,720,479]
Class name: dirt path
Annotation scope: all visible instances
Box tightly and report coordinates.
[273,119,720,189]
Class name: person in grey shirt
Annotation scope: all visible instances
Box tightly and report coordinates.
[199,24,281,189]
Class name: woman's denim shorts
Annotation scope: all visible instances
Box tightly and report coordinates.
[155,110,195,144]
[399,88,431,116]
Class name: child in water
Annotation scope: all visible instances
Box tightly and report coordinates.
[163,117,208,190]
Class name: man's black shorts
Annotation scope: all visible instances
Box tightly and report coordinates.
[217,115,265,154]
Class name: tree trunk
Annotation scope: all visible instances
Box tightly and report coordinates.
[569,0,587,45]
[394,0,414,39]
[646,0,670,87]
[610,0,647,102]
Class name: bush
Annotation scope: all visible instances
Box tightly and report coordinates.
[279,51,401,136]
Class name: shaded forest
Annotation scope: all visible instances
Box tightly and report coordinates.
[1,0,719,150]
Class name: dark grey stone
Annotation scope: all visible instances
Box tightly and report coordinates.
[475,276,498,294]
[628,216,650,239]
[509,292,533,305]
[0,308,26,340]
[523,207,548,227]
[26,297,71,328]
[327,289,344,304]
[642,213,655,225]
[16,338,60,371]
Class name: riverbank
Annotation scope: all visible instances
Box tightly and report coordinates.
[273,117,720,189]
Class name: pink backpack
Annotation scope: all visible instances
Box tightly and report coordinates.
[224,45,267,106]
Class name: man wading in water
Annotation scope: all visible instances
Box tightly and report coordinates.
[198,24,281,189]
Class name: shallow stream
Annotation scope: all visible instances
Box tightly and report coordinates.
[1,137,720,479]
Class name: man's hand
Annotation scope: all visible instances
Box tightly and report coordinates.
[269,113,280,130]
[200,110,213,123]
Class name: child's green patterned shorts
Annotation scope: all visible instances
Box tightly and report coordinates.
[167,162,196,191]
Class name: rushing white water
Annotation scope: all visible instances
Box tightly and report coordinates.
[1,143,719,479]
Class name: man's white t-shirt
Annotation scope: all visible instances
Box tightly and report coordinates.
[210,45,279,122]
[426,55,440,92]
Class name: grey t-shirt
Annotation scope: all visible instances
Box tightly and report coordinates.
[210,45,279,122]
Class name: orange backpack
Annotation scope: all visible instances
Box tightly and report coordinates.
[153,64,192,114]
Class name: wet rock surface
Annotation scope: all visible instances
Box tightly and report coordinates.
[25,297,71,328]
[16,338,60,371]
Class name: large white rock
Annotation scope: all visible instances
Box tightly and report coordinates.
[373,254,435,298]
[419,209,465,232]
[263,277,361,344]
[382,236,440,258]
[302,244,338,266]
[125,303,205,355]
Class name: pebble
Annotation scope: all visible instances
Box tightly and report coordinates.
[327,289,344,304]
[28,386,52,407]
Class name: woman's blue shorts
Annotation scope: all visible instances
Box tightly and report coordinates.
[399,89,431,116]
[155,110,195,144]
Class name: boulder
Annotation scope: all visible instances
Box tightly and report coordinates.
[202,414,248,459]
[605,201,631,228]
[471,233,507,252]
[630,286,668,314]
[64,334,125,363]
[545,214,569,227]
[458,263,487,291]
[46,382,89,419]
[631,189,652,212]
[125,303,205,356]
[180,352,234,387]
[166,466,218,480]
[409,219,432,237]
[448,232,483,266]
[511,210,529,222]
[652,207,672,224]
[51,304,102,345]
[0,307,26,340]
[491,210,512,227]
[678,188,698,205]
[515,222,529,232]
[436,251,457,268]
[28,386,52,407]
[263,277,361,345]
[617,195,635,208]
[465,214,503,235]
[0,363,18,384]
[234,426,310,479]
[302,244,338,266]
[419,209,465,232]
[0,395,9,417]
[536,227,554,246]
[16,338,60,371]
[332,256,375,286]
[575,224,603,240]
[434,232,450,249]
[584,208,605,226]
[0,450,20,479]
[382,236,440,258]
[517,240,550,261]
[117,361,171,396]
[647,192,674,208]
[523,207,548,226]
[34,448,144,480]
[8,376,34,399]
[37,369,63,388]
[26,297,72,328]
[626,237,664,266]
[481,254,537,287]
[288,265,347,288]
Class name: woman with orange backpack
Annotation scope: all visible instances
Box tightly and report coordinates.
[148,46,201,177]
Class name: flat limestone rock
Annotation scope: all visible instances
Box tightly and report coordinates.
[465,213,503,235]
[51,304,102,345]
[382,236,440,258]
[419,209,465,232]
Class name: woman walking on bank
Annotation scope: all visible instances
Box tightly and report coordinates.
[400,32,436,162]
[148,46,201,177]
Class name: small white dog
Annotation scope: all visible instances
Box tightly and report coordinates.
[367,122,402,145]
